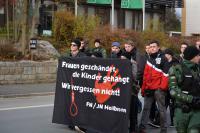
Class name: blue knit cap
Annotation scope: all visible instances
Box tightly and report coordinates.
[112,42,120,47]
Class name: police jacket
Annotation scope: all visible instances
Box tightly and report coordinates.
[141,50,169,96]
[169,60,200,104]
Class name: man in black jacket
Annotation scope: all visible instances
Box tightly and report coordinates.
[164,48,179,127]
[65,39,86,58]
[66,39,86,133]
[138,44,160,128]
[121,40,143,133]
[139,41,169,133]
[79,38,91,56]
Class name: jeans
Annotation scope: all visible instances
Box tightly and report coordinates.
[140,90,167,133]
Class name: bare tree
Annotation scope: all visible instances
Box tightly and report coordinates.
[15,0,24,42]
[30,0,40,38]
[21,0,29,55]
[165,8,181,31]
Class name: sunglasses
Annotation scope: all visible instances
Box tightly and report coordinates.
[71,43,77,47]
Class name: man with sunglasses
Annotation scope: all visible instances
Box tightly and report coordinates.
[66,39,86,133]
[68,39,86,58]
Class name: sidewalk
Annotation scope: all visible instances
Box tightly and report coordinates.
[0,83,56,98]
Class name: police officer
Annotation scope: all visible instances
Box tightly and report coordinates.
[169,46,200,133]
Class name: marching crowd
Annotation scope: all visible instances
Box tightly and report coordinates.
[64,37,200,133]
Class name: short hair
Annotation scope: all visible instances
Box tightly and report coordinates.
[71,39,81,48]
[94,39,101,43]
[149,40,160,46]
[145,43,150,46]
[126,40,136,47]
[84,39,89,45]
[181,42,189,46]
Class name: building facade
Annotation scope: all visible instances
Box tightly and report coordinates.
[39,0,183,33]
[182,0,200,36]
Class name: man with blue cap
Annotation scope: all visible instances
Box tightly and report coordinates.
[110,41,122,58]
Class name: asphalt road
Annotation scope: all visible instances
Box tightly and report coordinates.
[0,83,56,97]
[0,95,176,133]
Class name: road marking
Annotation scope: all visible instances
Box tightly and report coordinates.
[0,104,54,111]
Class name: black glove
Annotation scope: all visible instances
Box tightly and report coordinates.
[191,96,200,108]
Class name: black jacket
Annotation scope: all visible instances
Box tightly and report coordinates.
[137,52,150,87]
[168,57,179,70]
[110,50,122,58]
[121,48,143,82]
[69,51,86,58]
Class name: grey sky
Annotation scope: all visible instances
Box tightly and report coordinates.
[176,8,182,17]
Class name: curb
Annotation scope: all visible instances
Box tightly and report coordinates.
[0,92,55,98]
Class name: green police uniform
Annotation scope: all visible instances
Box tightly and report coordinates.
[92,47,107,58]
[169,60,200,133]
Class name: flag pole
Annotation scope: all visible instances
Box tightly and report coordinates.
[111,0,115,30]
[75,0,78,17]
[142,0,145,31]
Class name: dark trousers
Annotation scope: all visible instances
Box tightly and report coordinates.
[130,95,138,132]
[140,90,167,132]
[149,91,175,125]
[149,100,158,121]
[165,91,175,125]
